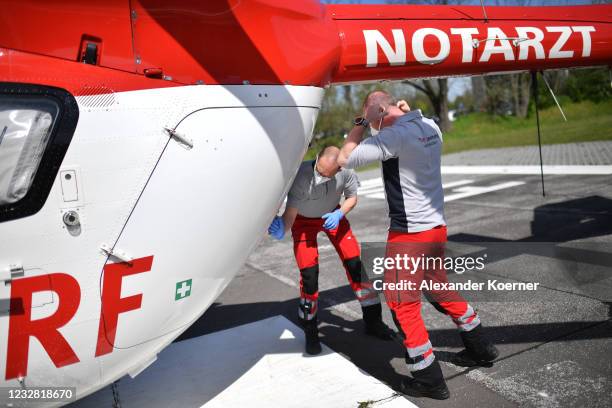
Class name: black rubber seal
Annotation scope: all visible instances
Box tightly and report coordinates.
[0,82,79,223]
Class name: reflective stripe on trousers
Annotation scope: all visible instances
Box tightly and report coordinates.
[453,304,481,332]
[298,297,317,321]
[293,214,381,318]
[385,227,482,372]
[354,286,380,307]
[406,340,435,371]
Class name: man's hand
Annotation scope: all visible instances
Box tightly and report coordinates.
[322,209,344,231]
[268,216,285,240]
[397,100,410,113]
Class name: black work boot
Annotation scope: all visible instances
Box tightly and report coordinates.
[400,359,450,400]
[301,318,322,355]
[362,304,394,341]
[452,324,499,367]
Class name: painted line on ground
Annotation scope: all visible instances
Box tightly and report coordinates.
[443,179,476,189]
[441,165,612,175]
[445,181,526,202]
[359,179,475,199]
[359,177,385,188]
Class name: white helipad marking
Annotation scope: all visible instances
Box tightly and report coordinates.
[280,328,296,339]
[359,178,475,200]
[358,181,384,195]
[359,178,385,188]
[360,185,384,194]
[359,178,486,201]
[442,179,476,189]
[367,192,387,200]
[75,316,415,408]
[445,181,526,202]
[441,165,612,175]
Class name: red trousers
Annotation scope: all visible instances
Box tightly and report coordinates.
[291,214,379,321]
[385,226,480,371]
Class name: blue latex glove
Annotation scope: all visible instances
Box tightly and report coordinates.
[322,209,344,231]
[268,216,285,240]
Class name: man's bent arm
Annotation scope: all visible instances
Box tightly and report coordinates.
[282,206,299,232]
[340,196,357,216]
[338,126,365,168]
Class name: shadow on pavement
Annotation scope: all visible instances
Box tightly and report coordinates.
[176,195,612,400]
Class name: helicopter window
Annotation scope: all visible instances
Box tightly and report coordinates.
[0,98,59,205]
[0,83,78,223]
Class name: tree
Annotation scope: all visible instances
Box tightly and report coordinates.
[313,86,351,140]
[471,76,487,113]
[483,75,512,115]
[403,79,452,131]
[563,68,611,104]
[510,73,531,118]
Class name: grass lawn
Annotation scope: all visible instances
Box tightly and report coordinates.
[442,99,612,155]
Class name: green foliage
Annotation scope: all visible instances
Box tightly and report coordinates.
[307,100,612,165]
[564,68,612,103]
[309,82,436,159]
[307,68,611,161]
[310,82,415,159]
[442,100,612,155]
[313,89,345,139]
[305,134,345,160]
[530,68,611,111]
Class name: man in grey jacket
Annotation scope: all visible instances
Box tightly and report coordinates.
[269,146,393,355]
[338,91,498,400]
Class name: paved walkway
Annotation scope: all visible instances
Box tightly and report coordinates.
[442,141,612,166]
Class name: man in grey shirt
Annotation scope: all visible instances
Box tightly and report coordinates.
[338,91,498,400]
[268,146,392,355]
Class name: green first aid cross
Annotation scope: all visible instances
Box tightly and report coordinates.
[175,279,192,300]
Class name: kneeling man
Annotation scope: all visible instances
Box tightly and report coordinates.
[269,146,393,355]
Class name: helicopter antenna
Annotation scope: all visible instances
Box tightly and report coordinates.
[541,72,567,122]
[480,0,489,23]
[531,71,546,197]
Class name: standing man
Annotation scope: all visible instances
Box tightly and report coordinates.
[268,146,393,355]
[338,91,498,400]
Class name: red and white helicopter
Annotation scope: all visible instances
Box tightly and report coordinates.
[0,0,610,405]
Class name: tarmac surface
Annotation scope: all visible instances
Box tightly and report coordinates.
[83,142,612,408]
[185,142,612,408]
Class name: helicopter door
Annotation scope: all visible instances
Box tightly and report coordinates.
[97,97,319,349]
